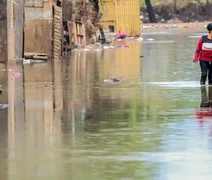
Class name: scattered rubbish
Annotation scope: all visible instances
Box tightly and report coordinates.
[73,48,91,52]
[23,59,31,64]
[13,72,21,77]
[141,22,207,30]
[147,38,155,41]
[95,42,102,47]
[23,59,47,64]
[117,46,129,48]
[167,18,182,24]
[94,48,103,52]
[137,37,143,41]
[166,25,179,29]
[104,77,123,83]
[0,104,9,109]
[117,30,127,39]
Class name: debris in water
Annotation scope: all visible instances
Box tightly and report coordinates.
[0,104,8,109]
[13,72,21,77]
[104,77,123,83]
[137,37,143,41]
[147,38,155,41]
[23,59,31,64]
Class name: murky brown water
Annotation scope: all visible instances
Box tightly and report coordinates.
[1,29,212,180]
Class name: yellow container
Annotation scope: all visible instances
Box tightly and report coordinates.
[100,0,140,36]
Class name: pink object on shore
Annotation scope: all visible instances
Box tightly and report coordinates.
[123,31,127,36]
[117,30,121,38]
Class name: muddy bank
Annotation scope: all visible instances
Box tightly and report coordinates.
[141,2,212,23]
[141,21,208,30]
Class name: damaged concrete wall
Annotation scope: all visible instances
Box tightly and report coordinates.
[73,0,101,41]
[0,0,7,62]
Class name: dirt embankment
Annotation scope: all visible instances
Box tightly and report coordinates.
[141,2,212,23]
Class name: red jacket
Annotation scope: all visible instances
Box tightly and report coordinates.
[194,35,212,61]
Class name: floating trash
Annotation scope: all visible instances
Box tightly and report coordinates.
[147,38,155,41]
[0,104,9,109]
[13,72,21,77]
[136,37,143,41]
[104,77,123,84]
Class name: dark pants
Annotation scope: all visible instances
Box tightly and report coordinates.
[200,60,212,85]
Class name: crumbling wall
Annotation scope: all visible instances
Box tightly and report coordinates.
[73,0,102,42]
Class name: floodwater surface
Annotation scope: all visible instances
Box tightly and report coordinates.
[1,29,212,180]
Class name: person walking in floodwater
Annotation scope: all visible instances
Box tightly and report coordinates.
[194,23,212,85]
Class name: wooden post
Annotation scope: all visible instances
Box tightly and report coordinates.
[14,0,24,59]
[67,21,72,47]
[82,23,86,46]
[73,22,77,44]
[7,0,15,63]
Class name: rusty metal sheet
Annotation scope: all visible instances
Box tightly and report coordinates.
[25,0,43,8]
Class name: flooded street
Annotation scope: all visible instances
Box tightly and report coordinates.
[1,29,212,180]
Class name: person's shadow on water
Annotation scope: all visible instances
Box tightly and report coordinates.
[200,86,212,108]
[195,86,212,129]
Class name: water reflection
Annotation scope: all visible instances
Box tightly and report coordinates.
[0,61,7,180]
[195,86,212,122]
[2,32,212,179]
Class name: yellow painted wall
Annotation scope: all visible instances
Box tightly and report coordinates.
[101,41,141,81]
[101,0,140,36]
